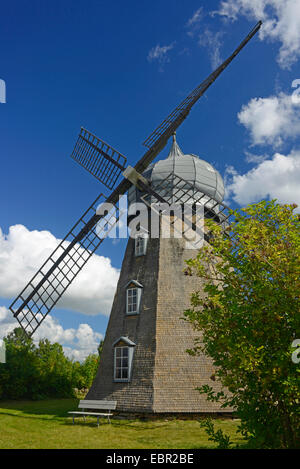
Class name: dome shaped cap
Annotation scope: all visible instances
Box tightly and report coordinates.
[128,135,225,209]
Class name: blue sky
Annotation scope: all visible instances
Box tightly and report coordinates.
[1,0,300,359]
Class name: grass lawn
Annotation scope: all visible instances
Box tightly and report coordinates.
[0,399,245,449]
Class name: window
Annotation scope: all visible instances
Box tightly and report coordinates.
[125,280,143,315]
[135,234,148,256]
[127,288,138,314]
[113,337,136,382]
[114,346,129,380]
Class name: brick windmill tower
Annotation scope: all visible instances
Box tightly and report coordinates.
[9,23,261,415]
[86,134,229,415]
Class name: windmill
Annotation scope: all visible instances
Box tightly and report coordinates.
[9,21,262,340]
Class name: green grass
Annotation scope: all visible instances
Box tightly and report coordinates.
[0,399,244,449]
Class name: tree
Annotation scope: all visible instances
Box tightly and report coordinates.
[0,328,101,400]
[35,339,75,397]
[77,353,100,389]
[0,328,40,399]
[98,339,104,357]
[73,341,102,391]
[184,200,300,449]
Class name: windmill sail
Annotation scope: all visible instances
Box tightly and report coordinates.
[143,21,262,150]
[71,128,127,189]
[9,22,262,336]
[10,194,122,336]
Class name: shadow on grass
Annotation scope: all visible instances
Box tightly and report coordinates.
[0,399,77,420]
[0,410,68,423]
[0,405,172,431]
[64,417,172,431]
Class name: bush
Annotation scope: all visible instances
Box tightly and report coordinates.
[184,201,300,448]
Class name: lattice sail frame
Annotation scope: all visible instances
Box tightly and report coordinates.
[10,195,124,337]
[71,128,127,190]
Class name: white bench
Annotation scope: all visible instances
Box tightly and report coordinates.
[68,400,117,427]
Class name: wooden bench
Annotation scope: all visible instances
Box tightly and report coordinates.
[68,400,117,427]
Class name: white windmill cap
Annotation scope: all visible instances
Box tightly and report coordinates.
[128,135,225,209]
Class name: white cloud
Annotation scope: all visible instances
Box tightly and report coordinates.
[0,224,119,316]
[0,306,103,361]
[0,305,16,338]
[244,151,269,164]
[225,149,300,208]
[186,7,204,37]
[187,7,204,28]
[213,0,266,21]
[147,43,175,64]
[213,0,300,69]
[238,92,300,147]
[198,29,223,69]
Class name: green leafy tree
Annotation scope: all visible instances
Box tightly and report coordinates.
[72,340,102,393]
[35,339,75,398]
[5,327,33,348]
[77,353,100,389]
[0,328,40,399]
[184,200,300,448]
[98,339,104,357]
[0,328,101,400]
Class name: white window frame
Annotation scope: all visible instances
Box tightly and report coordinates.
[134,233,148,257]
[114,346,134,382]
[126,286,142,315]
